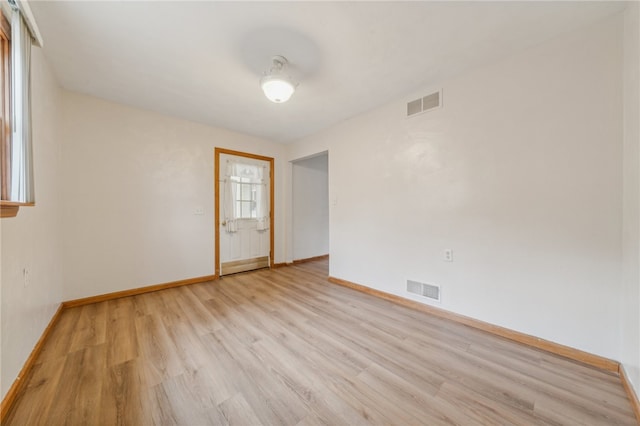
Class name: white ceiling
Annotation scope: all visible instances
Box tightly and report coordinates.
[29,1,627,143]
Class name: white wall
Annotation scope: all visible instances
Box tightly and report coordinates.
[0,48,63,398]
[0,5,635,406]
[622,2,640,398]
[61,92,287,300]
[290,14,624,360]
[292,153,329,260]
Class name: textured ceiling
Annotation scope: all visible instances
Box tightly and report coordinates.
[29,1,627,143]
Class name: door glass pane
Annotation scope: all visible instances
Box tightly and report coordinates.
[241,183,251,200]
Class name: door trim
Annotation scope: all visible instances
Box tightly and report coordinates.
[214,147,275,277]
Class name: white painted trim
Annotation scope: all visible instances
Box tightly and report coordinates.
[15,0,43,47]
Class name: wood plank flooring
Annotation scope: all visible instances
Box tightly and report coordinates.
[5,259,637,425]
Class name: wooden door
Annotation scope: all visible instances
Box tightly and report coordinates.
[215,148,274,276]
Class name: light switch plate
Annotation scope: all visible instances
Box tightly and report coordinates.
[444,249,453,262]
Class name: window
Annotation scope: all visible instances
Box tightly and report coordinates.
[0,11,11,215]
[231,176,264,219]
[223,160,269,231]
[231,176,259,219]
[0,5,34,218]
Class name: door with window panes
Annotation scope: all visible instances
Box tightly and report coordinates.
[219,153,271,275]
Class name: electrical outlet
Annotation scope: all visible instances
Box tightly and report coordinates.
[444,249,453,262]
[193,208,204,215]
[23,268,30,286]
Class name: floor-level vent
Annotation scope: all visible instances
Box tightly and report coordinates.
[406,90,441,117]
[407,280,441,302]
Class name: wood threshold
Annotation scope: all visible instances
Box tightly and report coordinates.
[0,303,63,423]
[62,274,217,309]
[221,256,269,276]
[620,364,640,423]
[292,254,329,264]
[327,276,620,373]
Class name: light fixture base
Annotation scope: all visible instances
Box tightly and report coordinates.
[270,55,288,69]
[261,55,296,103]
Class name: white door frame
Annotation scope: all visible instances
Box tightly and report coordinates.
[214,147,275,278]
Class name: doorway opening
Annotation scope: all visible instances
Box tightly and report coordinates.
[291,152,329,263]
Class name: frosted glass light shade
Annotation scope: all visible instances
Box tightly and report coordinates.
[261,75,295,103]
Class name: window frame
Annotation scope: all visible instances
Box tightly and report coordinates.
[230,176,260,220]
[1,11,10,202]
[0,9,32,218]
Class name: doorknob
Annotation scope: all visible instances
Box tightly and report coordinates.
[221,221,227,226]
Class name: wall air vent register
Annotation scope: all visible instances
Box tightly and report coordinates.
[407,90,442,117]
[407,279,441,302]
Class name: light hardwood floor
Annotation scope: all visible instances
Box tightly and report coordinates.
[5,259,637,425]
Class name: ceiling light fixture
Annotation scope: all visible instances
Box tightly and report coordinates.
[261,55,296,103]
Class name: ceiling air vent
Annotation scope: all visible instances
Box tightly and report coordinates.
[407,279,441,303]
[406,90,442,117]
